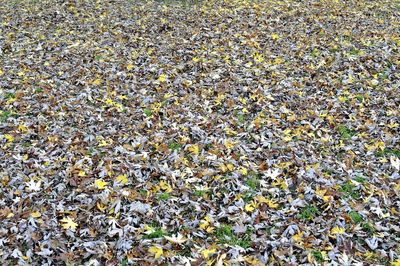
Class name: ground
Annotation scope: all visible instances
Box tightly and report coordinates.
[0,0,399,265]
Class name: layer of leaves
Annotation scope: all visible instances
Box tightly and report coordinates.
[0,0,399,265]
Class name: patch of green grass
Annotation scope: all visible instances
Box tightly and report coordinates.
[237,113,245,124]
[353,175,366,183]
[339,182,360,199]
[203,143,213,151]
[157,192,171,201]
[362,222,375,236]
[375,148,400,158]
[349,47,362,56]
[245,177,259,191]
[348,211,362,223]
[310,48,320,58]
[355,94,364,102]
[311,250,324,263]
[35,87,44,93]
[139,189,148,197]
[324,169,334,176]
[154,0,201,5]
[215,225,251,248]
[337,125,357,139]
[299,204,319,220]
[143,227,166,239]
[4,92,15,99]
[143,108,152,117]
[0,110,11,122]
[194,189,208,197]
[168,141,182,151]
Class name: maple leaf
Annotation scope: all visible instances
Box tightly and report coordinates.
[201,247,216,259]
[224,140,236,149]
[60,217,78,231]
[78,170,86,177]
[92,78,102,85]
[292,231,304,243]
[159,180,172,193]
[4,134,14,142]
[271,33,280,40]
[158,74,167,82]
[330,226,345,236]
[264,168,280,179]
[245,201,256,212]
[164,233,187,244]
[115,174,128,185]
[239,166,248,175]
[94,179,108,190]
[390,156,400,171]
[187,144,199,155]
[30,211,41,218]
[26,179,41,192]
[255,196,278,208]
[148,246,163,259]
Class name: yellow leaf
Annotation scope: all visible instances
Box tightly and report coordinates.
[0,69,4,75]
[315,187,327,198]
[159,180,172,193]
[115,174,128,185]
[192,57,200,62]
[245,201,256,212]
[271,33,280,40]
[239,167,248,175]
[292,231,303,242]
[199,216,211,230]
[92,78,102,86]
[105,98,115,106]
[78,170,86,177]
[164,93,174,99]
[330,226,345,235]
[219,164,227,173]
[224,127,237,136]
[97,202,107,212]
[206,226,215,233]
[31,211,41,218]
[255,196,278,209]
[244,256,262,266]
[4,134,14,142]
[18,124,28,133]
[94,179,108,190]
[201,247,216,259]
[272,178,288,190]
[60,217,78,231]
[274,57,283,65]
[376,141,385,151]
[158,74,167,83]
[126,64,134,70]
[391,259,400,266]
[148,246,163,259]
[224,140,236,149]
[188,144,199,155]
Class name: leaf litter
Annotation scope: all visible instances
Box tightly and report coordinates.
[0,0,399,265]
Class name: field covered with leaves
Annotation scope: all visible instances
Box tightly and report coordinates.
[1,0,400,265]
